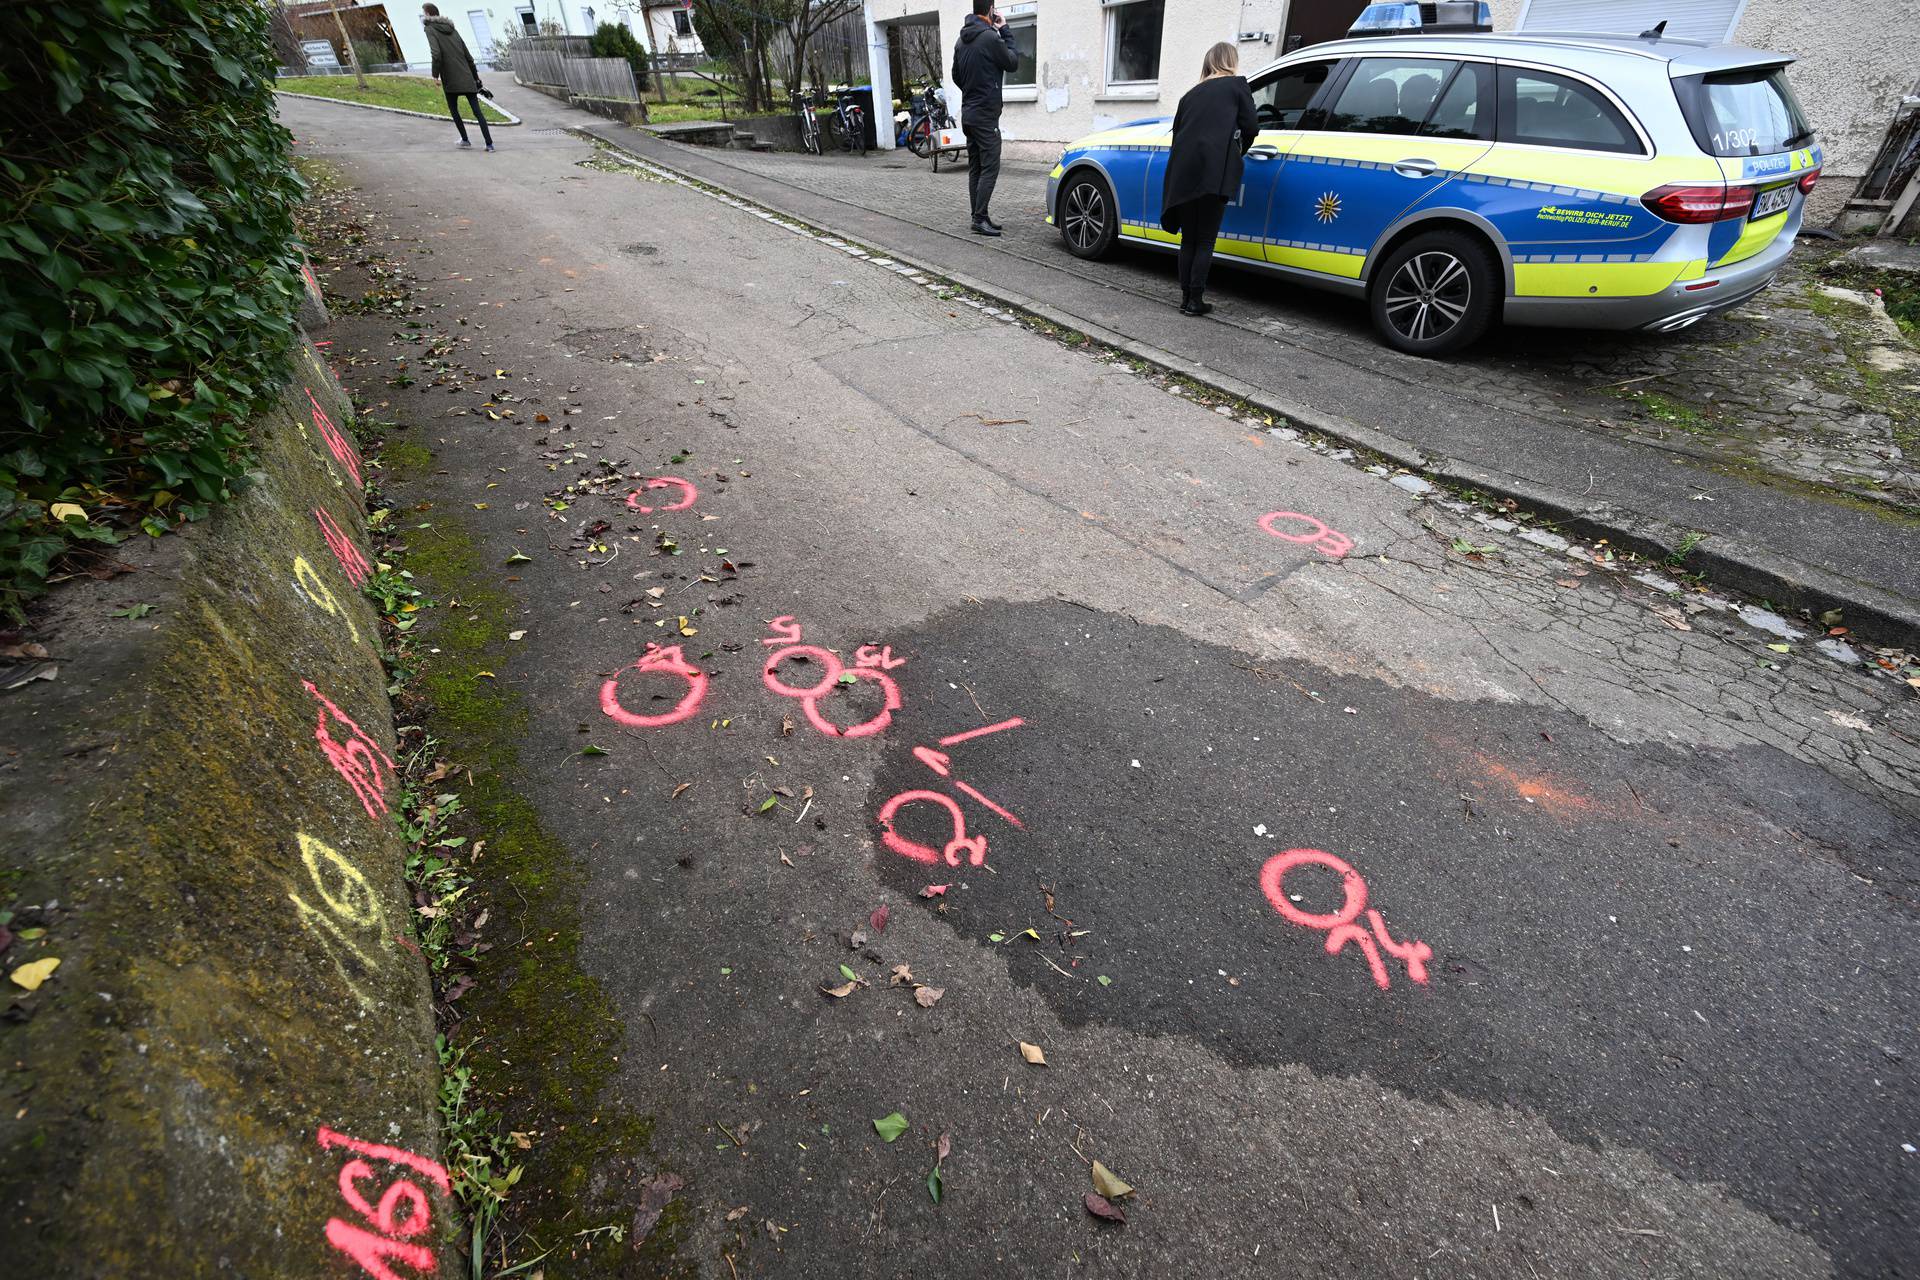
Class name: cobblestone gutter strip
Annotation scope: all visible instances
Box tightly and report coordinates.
[0,338,451,1276]
[579,123,1920,649]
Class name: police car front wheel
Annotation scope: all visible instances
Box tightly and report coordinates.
[1058,172,1117,261]
[1369,230,1497,356]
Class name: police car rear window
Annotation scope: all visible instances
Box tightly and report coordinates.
[1675,66,1813,158]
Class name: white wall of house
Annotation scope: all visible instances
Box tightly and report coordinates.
[386,0,556,67]
[643,2,705,55]
[1490,0,1920,187]
[862,0,1290,156]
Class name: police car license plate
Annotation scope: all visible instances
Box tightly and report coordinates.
[1751,184,1793,220]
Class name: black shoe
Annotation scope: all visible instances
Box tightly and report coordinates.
[971,219,1002,237]
[983,215,1003,232]
[1180,291,1213,317]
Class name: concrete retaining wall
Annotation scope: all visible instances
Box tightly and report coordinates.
[0,331,448,1275]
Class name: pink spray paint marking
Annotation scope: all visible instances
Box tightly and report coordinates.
[1258,511,1353,560]
[302,261,323,300]
[304,681,396,821]
[625,476,698,514]
[307,387,363,488]
[601,644,709,728]
[761,618,902,739]
[317,1127,449,1280]
[315,507,373,587]
[878,790,989,867]
[1259,849,1431,990]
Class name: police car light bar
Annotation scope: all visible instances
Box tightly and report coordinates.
[1348,2,1493,36]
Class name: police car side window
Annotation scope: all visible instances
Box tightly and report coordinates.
[1325,57,1458,136]
[1421,62,1494,141]
[1497,67,1642,154]
[1250,60,1334,130]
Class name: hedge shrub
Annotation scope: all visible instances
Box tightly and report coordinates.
[0,0,306,618]
[588,22,652,93]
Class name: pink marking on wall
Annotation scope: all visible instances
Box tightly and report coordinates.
[877,790,989,867]
[317,1126,453,1193]
[306,387,363,487]
[317,1126,449,1279]
[600,644,709,728]
[302,261,323,299]
[1259,849,1431,990]
[1258,511,1353,560]
[625,476,698,514]
[303,681,396,820]
[315,507,373,587]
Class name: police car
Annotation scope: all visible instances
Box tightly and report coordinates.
[1045,16,1821,355]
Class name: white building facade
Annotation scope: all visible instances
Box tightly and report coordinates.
[380,0,695,69]
[860,0,1918,191]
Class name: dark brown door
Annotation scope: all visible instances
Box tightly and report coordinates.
[1282,0,1374,53]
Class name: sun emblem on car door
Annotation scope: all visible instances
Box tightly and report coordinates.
[1314,191,1342,224]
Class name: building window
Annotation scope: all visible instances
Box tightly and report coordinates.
[1104,0,1163,90]
[517,6,536,34]
[581,6,595,31]
[1006,16,1037,89]
[672,8,693,37]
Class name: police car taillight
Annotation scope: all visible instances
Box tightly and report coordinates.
[1798,167,1821,193]
[1641,183,1755,223]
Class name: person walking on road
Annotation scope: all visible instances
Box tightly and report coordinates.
[423,3,494,152]
[1161,43,1258,316]
[951,0,1019,236]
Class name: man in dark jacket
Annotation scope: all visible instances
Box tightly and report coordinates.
[951,1,1018,236]
[424,4,494,152]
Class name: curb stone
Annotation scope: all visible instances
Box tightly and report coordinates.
[577,122,1920,648]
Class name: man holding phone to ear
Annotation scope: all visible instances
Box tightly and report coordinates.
[952,0,1019,236]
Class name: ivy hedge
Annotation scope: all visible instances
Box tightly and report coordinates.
[0,0,306,618]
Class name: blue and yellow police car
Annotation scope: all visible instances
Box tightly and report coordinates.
[1046,23,1821,355]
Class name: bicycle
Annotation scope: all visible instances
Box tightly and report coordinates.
[792,89,822,157]
[897,84,951,158]
[823,85,867,156]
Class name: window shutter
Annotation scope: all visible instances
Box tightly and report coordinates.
[1513,0,1749,44]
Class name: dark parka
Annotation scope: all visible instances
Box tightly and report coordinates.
[950,14,1018,128]
[1160,75,1260,234]
[425,15,481,95]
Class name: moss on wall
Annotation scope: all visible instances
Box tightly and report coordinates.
[0,339,448,1276]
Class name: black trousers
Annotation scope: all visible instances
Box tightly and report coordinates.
[965,121,1002,222]
[1176,196,1229,293]
[446,92,493,145]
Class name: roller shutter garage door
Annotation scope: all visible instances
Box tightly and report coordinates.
[1514,0,1747,43]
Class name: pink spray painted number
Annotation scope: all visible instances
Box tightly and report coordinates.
[626,476,698,514]
[761,617,903,739]
[1259,849,1431,990]
[879,717,1026,867]
[601,644,709,727]
[304,680,396,821]
[315,507,373,587]
[1258,511,1353,560]
[307,387,363,488]
[317,1126,449,1280]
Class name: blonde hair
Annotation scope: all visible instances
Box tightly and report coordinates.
[1202,42,1239,79]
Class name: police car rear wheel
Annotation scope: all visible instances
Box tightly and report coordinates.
[1371,230,1496,356]
[1059,173,1116,260]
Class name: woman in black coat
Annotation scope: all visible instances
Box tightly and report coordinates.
[1161,43,1259,316]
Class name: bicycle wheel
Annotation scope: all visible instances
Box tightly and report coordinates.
[803,115,821,156]
[906,120,931,158]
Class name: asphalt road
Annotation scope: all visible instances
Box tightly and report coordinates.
[286,95,1919,1279]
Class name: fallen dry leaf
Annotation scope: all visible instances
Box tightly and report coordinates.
[1652,606,1693,631]
[1091,1161,1134,1200]
[820,981,859,999]
[1084,1193,1127,1224]
[870,904,890,933]
[632,1172,684,1244]
[1019,1041,1047,1066]
[937,1131,952,1162]
[914,985,944,1008]
[889,964,915,986]
[9,957,59,991]
[726,1205,750,1222]
[671,782,693,799]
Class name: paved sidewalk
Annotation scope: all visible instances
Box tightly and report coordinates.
[519,84,1917,641]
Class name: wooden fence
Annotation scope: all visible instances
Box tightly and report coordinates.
[563,56,642,104]
[509,35,594,89]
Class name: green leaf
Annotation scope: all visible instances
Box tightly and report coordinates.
[580,744,609,756]
[988,932,1005,943]
[1096,975,1113,987]
[872,1111,908,1143]
[838,964,859,983]
[758,796,778,812]
[927,1164,943,1203]
[110,603,156,619]
[505,551,533,565]
[835,672,857,686]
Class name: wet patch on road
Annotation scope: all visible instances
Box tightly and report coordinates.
[869,599,1917,1277]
